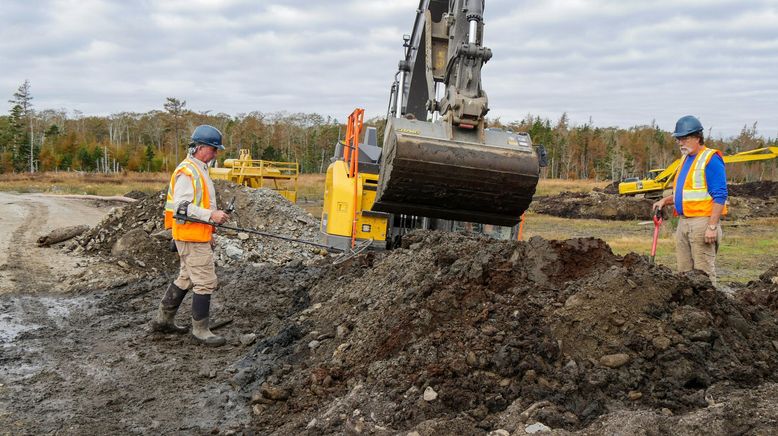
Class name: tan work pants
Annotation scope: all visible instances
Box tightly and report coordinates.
[173,241,217,295]
[675,216,722,285]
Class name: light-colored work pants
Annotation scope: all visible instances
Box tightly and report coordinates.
[675,216,722,285]
[173,240,217,295]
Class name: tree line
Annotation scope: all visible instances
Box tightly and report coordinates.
[2,80,776,181]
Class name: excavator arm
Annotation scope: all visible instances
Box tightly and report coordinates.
[374,0,540,227]
[618,147,778,196]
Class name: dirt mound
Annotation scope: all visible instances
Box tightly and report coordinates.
[68,181,323,274]
[531,191,654,220]
[229,231,778,434]
[594,181,620,195]
[8,225,778,434]
[728,180,778,199]
[123,190,148,200]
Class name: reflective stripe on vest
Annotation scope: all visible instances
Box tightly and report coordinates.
[163,158,213,242]
[672,147,728,217]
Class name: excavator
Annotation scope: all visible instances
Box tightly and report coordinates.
[321,0,544,250]
[618,147,778,197]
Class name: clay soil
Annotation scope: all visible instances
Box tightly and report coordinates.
[2,184,778,435]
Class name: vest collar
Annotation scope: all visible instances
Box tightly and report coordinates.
[187,156,208,170]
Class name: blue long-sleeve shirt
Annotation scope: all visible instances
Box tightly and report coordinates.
[674,151,728,216]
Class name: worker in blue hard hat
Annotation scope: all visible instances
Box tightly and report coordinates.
[152,125,230,346]
[652,115,728,285]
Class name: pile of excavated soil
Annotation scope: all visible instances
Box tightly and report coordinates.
[533,181,778,220]
[9,225,778,434]
[734,262,778,315]
[68,181,323,275]
[228,231,778,434]
[725,180,778,219]
[728,180,778,199]
[594,181,620,195]
[531,191,654,220]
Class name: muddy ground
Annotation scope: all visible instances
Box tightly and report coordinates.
[2,184,778,435]
[533,180,778,221]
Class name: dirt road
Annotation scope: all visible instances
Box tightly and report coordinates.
[0,190,314,434]
[0,192,109,294]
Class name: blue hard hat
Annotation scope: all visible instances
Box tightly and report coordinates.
[190,125,225,150]
[672,115,703,138]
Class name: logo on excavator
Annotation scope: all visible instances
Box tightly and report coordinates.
[396,128,421,135]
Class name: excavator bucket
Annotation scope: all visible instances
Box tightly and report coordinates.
[373,118,540,227]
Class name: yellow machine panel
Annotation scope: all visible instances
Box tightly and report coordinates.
[321,160,388,249]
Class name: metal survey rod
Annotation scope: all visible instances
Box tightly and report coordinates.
[173,213,344,253]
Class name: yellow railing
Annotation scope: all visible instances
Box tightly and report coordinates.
[210,150,299,203]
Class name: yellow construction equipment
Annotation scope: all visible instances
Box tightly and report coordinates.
[321,109,389,249]
[321,0,546,250]
[209,149,299,203]
[618,147,778,197]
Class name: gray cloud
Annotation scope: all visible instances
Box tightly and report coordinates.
[1,0,776,138]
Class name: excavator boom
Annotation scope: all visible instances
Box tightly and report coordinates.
[373,0,540,227]
[618,147,778,196]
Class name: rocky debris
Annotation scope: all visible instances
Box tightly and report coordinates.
[524,422,552,433]
[240,333,258,346]
[577,383,778,436]
[423,386,438,402]
[67,180,324,274]
[599,353,630,368]
[36,224,89,246]
[531,191,654,220]
[68,188,177,273]
[243,231,778,434]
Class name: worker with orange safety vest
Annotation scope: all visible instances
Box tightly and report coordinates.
[150,125,230,346]
[653,115,728,285]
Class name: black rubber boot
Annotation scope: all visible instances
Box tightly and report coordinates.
[190,293,226,347]
[150,283,189,334]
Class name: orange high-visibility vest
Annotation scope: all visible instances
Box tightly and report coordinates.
[673,147,728,217]
[164,158,214,242]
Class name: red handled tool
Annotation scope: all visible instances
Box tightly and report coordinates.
[650,207,663,264]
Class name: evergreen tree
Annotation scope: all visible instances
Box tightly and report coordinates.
[9,80,35,172]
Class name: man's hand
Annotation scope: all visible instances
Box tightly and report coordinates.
[652,198,664,211]
[210,210,230,224]
[704,227,718,244]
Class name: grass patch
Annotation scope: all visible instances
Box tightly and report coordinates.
[534,178,610,196]
[0,172,168,196]
[297,173,325,202]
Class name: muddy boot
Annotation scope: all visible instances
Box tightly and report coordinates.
[191,293,226,347]
[149,283,189,334]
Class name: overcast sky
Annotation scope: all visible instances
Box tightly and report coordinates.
[2,0,777,138]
